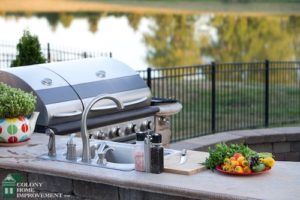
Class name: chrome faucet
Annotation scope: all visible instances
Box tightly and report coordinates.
[81,94,124,163]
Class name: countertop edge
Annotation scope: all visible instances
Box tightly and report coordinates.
[0,159,255,200]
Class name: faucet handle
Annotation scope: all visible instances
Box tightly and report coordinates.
[90,143,101,159]
[96,147,114,165]
[46,128,56,157]
[98,142,107,152]
[97,152,107,165]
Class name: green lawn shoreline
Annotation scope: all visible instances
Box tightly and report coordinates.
[79,0,300,15]
[98,0,300,2]
[2,0,300,15]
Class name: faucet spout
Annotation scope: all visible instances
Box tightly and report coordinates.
[81,94,124,163]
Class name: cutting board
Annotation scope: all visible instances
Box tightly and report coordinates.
[164,150,209,175]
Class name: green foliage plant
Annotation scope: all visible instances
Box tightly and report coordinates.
[0,83,37,118]
[11,30,46,67]
[203,143,256,170]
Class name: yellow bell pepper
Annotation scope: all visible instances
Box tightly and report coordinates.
[261,157,275,168]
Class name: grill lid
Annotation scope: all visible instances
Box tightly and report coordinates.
[0,58,151,127]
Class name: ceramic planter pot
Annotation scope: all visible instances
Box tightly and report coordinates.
[0,112,39,143]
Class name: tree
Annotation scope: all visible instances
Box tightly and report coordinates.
[44,13,60,32]
[202,16,296,84]
[59,13,74,28]
[204,16,294,63]
[87,13,101,33]
[11,30,46,67]
[144,14,202,68]
[126,13,143,31]
[287,16,300,60]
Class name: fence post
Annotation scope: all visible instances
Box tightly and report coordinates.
[147,67,152,90]
[265,59,270,127]
[47,43,51,63]
[211,62,216,133]
[109,52,112,58]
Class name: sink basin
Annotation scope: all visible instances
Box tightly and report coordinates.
[39,140,178,171]
[104,142,178,163]
[99,141,135,164]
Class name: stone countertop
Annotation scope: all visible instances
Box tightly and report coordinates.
[0,133,300,200]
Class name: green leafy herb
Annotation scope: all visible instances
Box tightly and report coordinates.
[203,143,256,170]
[0,83,37,118]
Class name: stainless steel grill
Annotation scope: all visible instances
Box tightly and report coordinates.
[0,58,158,141]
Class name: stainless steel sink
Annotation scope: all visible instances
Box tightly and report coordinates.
[39,95,178,171]
[39,139,178,171]
[39,140,135,171]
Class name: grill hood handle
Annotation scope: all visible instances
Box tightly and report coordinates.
[52,97,147,117]
[53,110,82,118]
[91,96,147,111]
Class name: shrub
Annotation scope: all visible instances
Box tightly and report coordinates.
[11,30,46,67]
[0,83,37,118]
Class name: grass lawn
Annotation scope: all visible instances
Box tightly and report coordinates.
[150,79,300,142]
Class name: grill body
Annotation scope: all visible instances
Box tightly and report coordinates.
[0,58,158,141]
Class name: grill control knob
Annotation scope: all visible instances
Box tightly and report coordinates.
[125,123,138,135]
[132,124,138,133]
[115,127,125,137]
[105,133,109,140]
[94,130,106,140]
[140,121,148,131]
[109,128,117,139]
[140,120,153,131]
[147,121,154,130]
[109,127,124,138]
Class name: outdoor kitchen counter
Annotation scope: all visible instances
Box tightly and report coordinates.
[0,133,300,200]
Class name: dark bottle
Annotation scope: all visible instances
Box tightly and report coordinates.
[150,133,164,174]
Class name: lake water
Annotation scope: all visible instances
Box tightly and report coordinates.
[1,12,299,70]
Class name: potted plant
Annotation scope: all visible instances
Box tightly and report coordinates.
[0,83,39,145]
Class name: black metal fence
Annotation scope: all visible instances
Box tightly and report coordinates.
[1,43,299,143]
[138,60,300,142]
[0,41,111,68]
